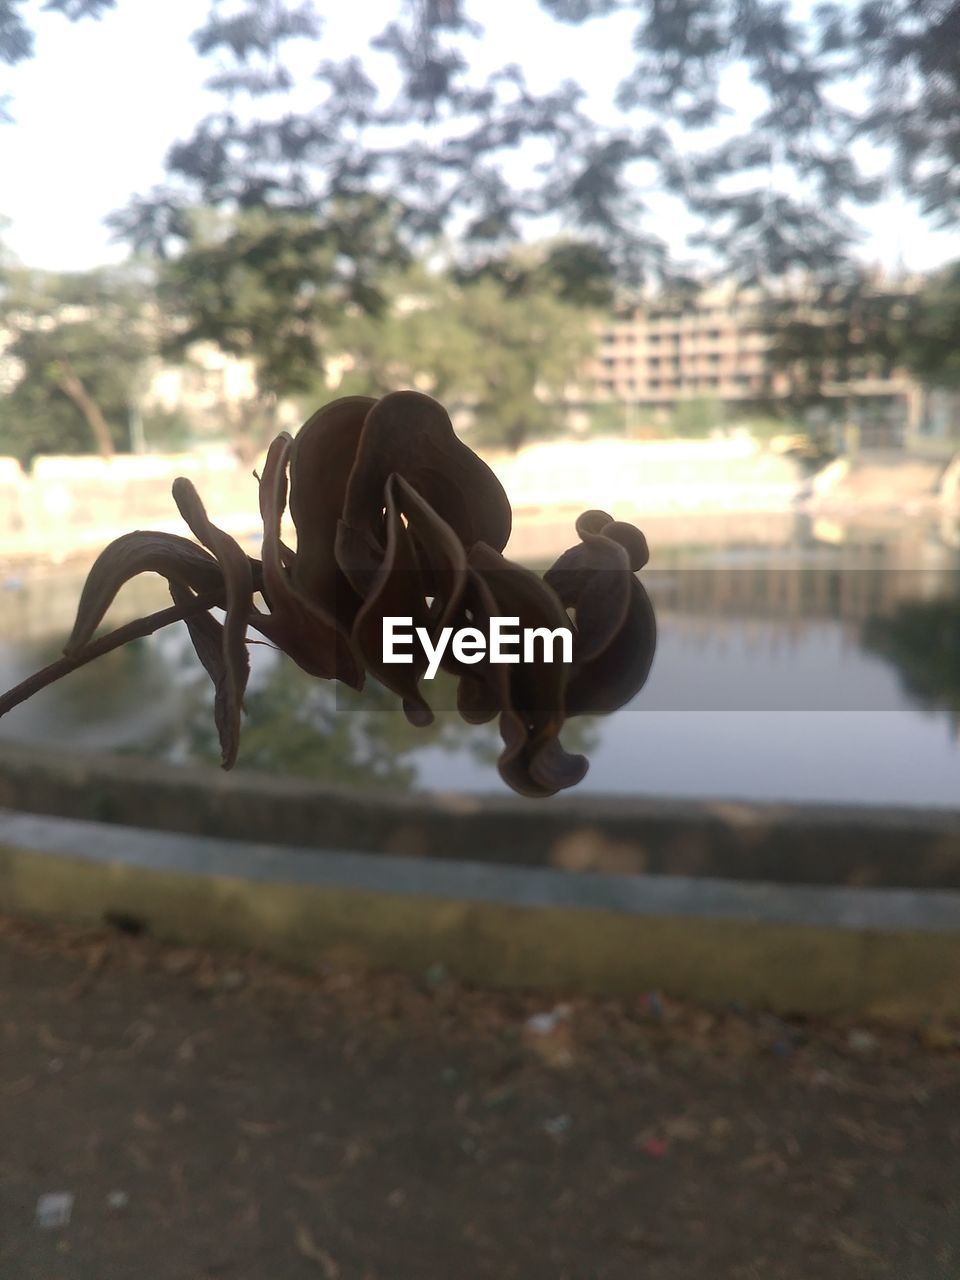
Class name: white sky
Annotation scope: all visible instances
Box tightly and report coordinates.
[0,0,956,275]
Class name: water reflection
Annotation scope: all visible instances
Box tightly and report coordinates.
[863,599,960,731]
[137,641,600,794]
[1,522,959,806]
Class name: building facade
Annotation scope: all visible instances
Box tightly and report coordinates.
[581,283,920,445]
[587,284,776,414]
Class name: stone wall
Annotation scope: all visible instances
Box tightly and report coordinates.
[0,438,809,565]
[1,743,958,891]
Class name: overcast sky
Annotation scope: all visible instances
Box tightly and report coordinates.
[1,0,956,276]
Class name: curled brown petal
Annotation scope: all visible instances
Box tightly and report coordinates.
[543,535,632,664]
[172,477,255,768]
[391,473,468,633]
[601,521,649,570]
[545,509,656,708]
[351,475,434,726]
[63,531,224,657]
[255,434,362,687]
[169,580,248,768]
[288,396,373,623]
[565,577,657,717]
[339,391,512,562]
[463,542,587,798]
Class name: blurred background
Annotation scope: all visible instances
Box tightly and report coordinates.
[1,0,959,808]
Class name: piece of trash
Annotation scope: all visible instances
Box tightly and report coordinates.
[483,1082,517,1109]
[106,1190,129,1212]
[424,962,449,990]
[640,991,664,1021]
[524,1005,571,1036]
[522,1005,575,1068]
[919,1023,960,1051]
[35,1192,74,1229]
[847,1029,878,1055]
[542,1114,571,1140]
[641,1137,669,1159]
[294,1222,340,1277]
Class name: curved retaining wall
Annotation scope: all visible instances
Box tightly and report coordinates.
[1,745,959,890]
[1,807,960,1021]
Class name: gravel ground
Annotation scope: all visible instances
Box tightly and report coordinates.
[0,913,958,1280]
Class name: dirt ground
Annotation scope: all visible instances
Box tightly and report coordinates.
[0,914,958,1280]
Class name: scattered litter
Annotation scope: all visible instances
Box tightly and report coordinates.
[106,1190,129,1212]
[424,962,449,990]
[641,991,664,1021]
[542,1114,571,1140]
[483,1082,517,1109]
[847,1029,878,1055]
[832,1229,882,1263]
[35,1192,73,1229]
[525,1005,571,1036]
[640,1137,669,1159]
[523,1005,575,1068]
[294,1222,340,1277]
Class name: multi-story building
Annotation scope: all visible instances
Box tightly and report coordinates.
[587,283,777,414]
[581,282,920,444]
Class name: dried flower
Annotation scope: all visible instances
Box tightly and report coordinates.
[0,391,656,796]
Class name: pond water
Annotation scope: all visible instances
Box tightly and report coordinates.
[1,514,959,810]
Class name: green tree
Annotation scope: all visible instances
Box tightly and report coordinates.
[0,264,154,463]
[862,598,960,726]
[761,270,915,413]
[326,260,478,404]
[2,2,957,284]
[456,272,596,450]
[327,252,597,450]
[900,262,960,389]
[150,202,406,460]
[0,0,115,120]
[763,260,960,413]
[106,0,960,291]
[670,395,724,438]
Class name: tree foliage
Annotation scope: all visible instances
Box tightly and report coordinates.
[900,261,960,389]
[330,253,598,449]
[0,264,153,462]
[107,0,960,291]
[863,598,960,727]
[764,259,960,409]
[0,0,115,119]
[7,0,960,443]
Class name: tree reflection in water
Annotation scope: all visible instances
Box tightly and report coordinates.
[137,647,600,795]
[862,597,960,726]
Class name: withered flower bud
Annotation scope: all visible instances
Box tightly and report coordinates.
[0,391,657,797]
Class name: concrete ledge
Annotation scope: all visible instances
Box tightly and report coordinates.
[2,809,960,1021]
[1,744,959,889]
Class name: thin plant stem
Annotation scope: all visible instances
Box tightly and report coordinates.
[0,590,224,719]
